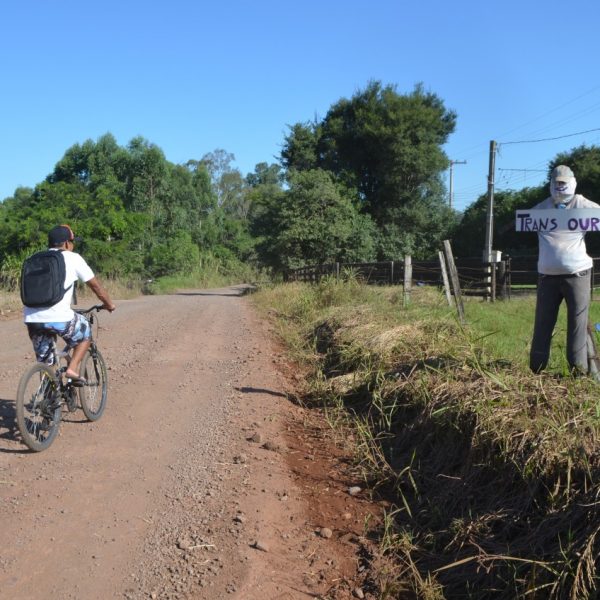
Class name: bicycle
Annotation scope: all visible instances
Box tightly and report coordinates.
[15,305,109,452]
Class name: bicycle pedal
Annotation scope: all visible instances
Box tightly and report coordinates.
[67,379,85,388]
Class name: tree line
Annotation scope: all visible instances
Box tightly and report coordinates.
[2,80,599,286]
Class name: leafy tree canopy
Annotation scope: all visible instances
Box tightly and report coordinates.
[0,136,257,282]
[254,169,376,270]
[278,81,457,261]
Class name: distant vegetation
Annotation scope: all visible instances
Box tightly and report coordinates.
[2,80,600,289]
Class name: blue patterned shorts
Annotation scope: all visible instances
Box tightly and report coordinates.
[26,313,91,365]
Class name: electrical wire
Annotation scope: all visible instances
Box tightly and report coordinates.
[447,86,600,158]
[500,127,600,146]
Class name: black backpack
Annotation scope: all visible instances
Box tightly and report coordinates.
[20,250,73,308]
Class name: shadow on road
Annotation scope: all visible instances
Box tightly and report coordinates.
[234,386,287,398]
[176,291,243,297]
[0,397,28,453]
[0,397,84,454]
[175,286,257,298]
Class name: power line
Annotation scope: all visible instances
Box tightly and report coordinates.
[493,85,600,140]
[500,127,600,146]
[498,168,546,173]
[519,99,600,140]
[447,86,600,158]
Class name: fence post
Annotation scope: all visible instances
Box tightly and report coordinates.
[443,240,466,324]
[491,261,497,302]
[403,255,412,307]
[438,250,453,306]
[498,260,507,300]
[390,261,394,285]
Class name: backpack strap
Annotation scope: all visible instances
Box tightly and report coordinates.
[57,248,74,299]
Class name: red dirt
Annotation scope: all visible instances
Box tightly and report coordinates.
[0,287,381,599]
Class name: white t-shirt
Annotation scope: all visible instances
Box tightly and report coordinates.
[533,194,600,275]
[23,250,95,323]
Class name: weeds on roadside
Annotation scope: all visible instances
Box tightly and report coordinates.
[254,278,600,599]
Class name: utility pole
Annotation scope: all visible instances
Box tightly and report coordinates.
[448,159,467,209]
[483,140,497,263]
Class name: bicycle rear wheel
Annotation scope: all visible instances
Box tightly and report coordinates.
[79,348,108,421]
[16,363,62,452]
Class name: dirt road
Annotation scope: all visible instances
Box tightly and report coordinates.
[0,288,372,600]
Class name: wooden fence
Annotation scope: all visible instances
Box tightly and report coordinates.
[285,256,600,300]
[285,258,506,299]
[504,256,600,298]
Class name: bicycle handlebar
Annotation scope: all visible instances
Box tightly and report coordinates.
[75,304,106,315]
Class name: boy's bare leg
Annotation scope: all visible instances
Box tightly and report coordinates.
[65,340,91,379]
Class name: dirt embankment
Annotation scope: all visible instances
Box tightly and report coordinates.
[0,288,380,600]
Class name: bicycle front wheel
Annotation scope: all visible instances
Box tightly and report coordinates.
[79,348,108,421]
[16,363,62,452]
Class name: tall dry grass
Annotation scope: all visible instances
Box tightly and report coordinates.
[253,276,600,599]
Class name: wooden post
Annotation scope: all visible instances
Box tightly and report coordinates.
[438,250,453,306]
[443,240,466,324]
[403,256,412,307]
[498,260,507,300]
[506,257,512,300]
[389,261,394,285]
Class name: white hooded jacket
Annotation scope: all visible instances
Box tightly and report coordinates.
[533,193,600,275]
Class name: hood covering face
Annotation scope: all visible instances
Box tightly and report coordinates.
[551,177,576,205]
[550,168,577,205]
[550,165,576,205]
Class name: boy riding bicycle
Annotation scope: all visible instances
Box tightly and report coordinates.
[22,224,116,384]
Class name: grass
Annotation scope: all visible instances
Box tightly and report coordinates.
[253,277,600,599]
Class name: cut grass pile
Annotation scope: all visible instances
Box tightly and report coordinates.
[253,278,600,599]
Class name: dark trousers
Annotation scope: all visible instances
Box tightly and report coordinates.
[530,269,591,373]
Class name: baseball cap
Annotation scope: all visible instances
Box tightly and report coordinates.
[48,224,80,246]
[551,165,575,181]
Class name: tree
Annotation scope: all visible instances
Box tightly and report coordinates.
[256,169,376,270]
[281,122,320,173]
[318,82,456,221]
[125,136,168,218]
[147,231,200,277]
[200,149,240,206]
[246,162,282,188]
[49,133,128,199]
[280,81,457,259]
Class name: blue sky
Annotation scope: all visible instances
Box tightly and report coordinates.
[2,0,600,211]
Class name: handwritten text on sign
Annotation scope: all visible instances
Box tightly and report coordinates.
[515,209,600,233]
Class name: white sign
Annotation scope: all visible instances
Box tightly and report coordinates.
[515,209,600,233]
